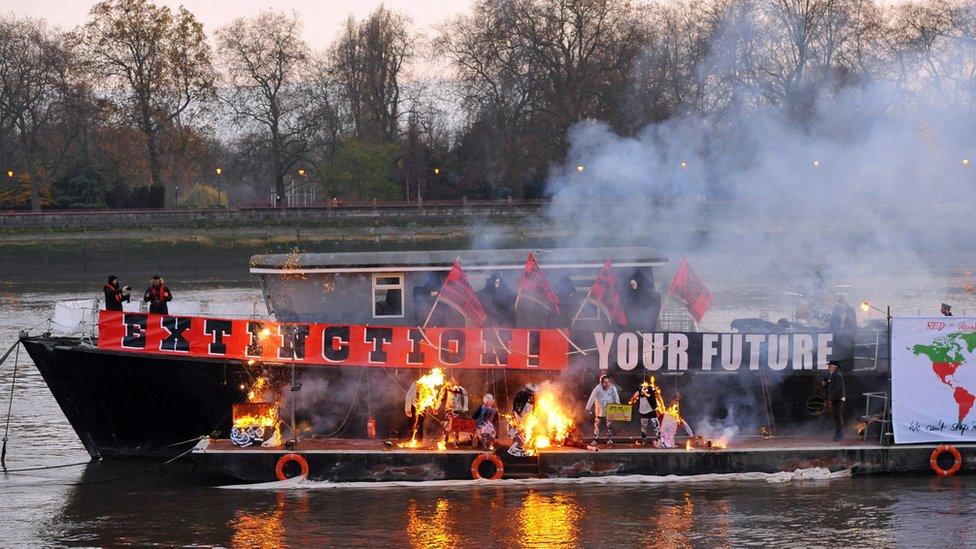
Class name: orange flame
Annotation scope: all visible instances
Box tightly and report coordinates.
[399,367,447,448]
[247,376,267,403]
[507,383,575,456]
[234,377,281,446]
[685,439,693,451]
[436,440,447,451]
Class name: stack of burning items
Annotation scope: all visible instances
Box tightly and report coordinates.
[230,377,282,448]
[227,368,726,453]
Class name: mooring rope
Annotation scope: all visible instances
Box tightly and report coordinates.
[73,446,197,485]
[1,344,21,472]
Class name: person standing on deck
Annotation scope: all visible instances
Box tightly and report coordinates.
[144,275,172,314]
[103,275,130,311]
[586,374,620,445]
[942,303,954,317]
[823,360,846,441]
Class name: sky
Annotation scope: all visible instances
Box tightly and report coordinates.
[5,1,476,48]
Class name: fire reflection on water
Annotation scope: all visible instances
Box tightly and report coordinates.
[406,499,459,549]
[229,492,309,549]
[229,492,286,549]
[519,491,583,548]
[649,492,695,548]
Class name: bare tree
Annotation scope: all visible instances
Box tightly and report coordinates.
[216,10,314,207]
[329,7,413,142]
[79,0,214,194]
[0,17,67,210]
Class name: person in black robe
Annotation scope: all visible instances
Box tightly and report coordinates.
[477,272,516,327]
[623,271,662,331]
[554,276,580,327]
[413,273,456,326]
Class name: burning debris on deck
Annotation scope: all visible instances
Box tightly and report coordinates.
[230,377,282,448]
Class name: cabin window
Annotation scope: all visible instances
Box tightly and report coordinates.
[372,273,404,318]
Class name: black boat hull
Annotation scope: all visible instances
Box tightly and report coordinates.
[21,336,250,459]
[21,335,890,459]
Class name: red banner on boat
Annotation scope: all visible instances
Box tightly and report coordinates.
[96,311,568,370]
[668,257,713,323]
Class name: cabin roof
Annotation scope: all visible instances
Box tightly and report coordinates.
[249,247,668,274]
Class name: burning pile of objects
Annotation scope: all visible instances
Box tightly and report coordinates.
[506,383,577,456]
[230,377,282,448]
[685,435,729,451]
[400,367,447,449]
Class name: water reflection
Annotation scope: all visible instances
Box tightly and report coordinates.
[518,491,583,548]
[229,492,286,549]
[406,498,460,549]
[649,492,695,548]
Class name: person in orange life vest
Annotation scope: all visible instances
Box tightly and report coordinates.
[103,275,131,311]
[144,275,173,314]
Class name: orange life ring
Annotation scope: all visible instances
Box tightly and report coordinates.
[275,453,310,480]
[470,453,504,480]
[930,445,963,477]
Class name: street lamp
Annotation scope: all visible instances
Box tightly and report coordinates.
[433,167,440,176]
[6,170,12,179]
[215,167,222,208]
[576,164,585,173]
[297,168,306,178]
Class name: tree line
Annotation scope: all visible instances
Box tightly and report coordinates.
[0,0,973,210]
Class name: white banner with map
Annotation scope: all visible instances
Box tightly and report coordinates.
[892,317,976,443]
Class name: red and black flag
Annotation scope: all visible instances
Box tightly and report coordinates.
[668,257,713,323]
[574,260,628,327]
[515,251,561,314]
[426,260,488,327]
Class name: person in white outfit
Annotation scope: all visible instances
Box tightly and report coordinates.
[585,374,620,445]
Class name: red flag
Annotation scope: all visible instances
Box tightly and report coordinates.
[434,261,488,327]
[516,252,561,314]
[668,257,713,323]
[579,260,628,327]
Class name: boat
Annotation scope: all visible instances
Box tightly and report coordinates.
[20,247,887,460]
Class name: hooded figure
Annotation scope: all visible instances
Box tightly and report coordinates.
[554,276,580,326]
[477,272,516,327]
[623,271,662,331]
[413,272,439,324]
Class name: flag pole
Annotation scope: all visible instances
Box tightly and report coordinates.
[556,328,587,356]
[570,286,594,328]
[422,293,441,328]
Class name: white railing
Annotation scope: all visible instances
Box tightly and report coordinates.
[45,299,272,342]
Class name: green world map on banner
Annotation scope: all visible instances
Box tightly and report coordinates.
[911,332,976,422]
[892,318,976,444]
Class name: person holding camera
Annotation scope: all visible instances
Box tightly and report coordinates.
[103,275,131,311]
[144,275,173,314]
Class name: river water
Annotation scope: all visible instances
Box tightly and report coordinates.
[2,285,976,547]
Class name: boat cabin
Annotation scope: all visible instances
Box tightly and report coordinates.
[249,247,668,331]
